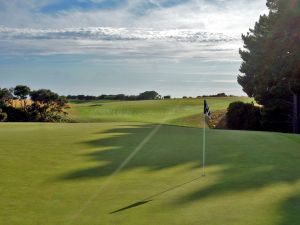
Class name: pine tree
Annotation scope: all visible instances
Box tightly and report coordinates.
[238,0,300,133]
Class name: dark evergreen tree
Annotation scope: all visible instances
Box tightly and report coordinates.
[238,0,300,133]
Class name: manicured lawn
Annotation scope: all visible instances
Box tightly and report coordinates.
[1,122,299,225]
[68,97,253,127]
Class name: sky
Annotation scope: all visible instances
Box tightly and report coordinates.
[0,0,268,97]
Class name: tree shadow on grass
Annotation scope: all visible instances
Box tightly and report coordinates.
[278,191,300,225]
[58,124,300,224]
[89,104,103,107]
[175,130,300,204]
[59,124,203,180]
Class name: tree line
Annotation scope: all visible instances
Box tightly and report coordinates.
[0,85,68,122]
[67,92,232,101]
[229,0,300,133]
[67,91,165,101]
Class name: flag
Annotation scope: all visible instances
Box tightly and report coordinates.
[204,100,211,119]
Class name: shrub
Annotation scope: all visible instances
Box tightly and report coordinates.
[138,91,160,100]
[226,101,262,131]
[0,109,7,122]
[30,89,68,122]
[2,106,30,122]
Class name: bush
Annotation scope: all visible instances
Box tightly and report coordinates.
[260,104,293,133]
[138,91,160,100]
[0,109,7,121]
[226,102,262,131]
[2,106,30,122]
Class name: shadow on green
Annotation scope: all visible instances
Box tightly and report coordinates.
[58,124,300,224]
[110,176,203,214]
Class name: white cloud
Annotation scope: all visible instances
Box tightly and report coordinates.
[0,28,242,62]
[127,0,268,34]
[0,0,268,61]
[0,27,239,42]
[0,0,267,33]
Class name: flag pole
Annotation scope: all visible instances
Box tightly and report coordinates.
[202,114,206,177]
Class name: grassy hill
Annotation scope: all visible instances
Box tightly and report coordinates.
[68,97,252,127]
[1,122,300,225]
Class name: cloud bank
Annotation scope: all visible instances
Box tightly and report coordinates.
[0,0,268,96]
[0,27,238,42]
[0,0,267,60]
[0,0,268,33]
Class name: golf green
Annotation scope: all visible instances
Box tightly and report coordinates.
[1,122,299,225]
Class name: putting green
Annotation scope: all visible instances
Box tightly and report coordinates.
[1,122,300,225]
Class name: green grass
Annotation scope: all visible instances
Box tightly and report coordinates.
[1,122,300,225]
[68,97,253,127]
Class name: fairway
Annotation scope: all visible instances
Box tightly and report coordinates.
[68,97,252,126]
[1,122,300,225]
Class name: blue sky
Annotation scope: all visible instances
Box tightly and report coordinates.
[41,0,127,13]
[0,0,268,97]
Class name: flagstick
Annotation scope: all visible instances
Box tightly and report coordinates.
[202,115,206,177]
